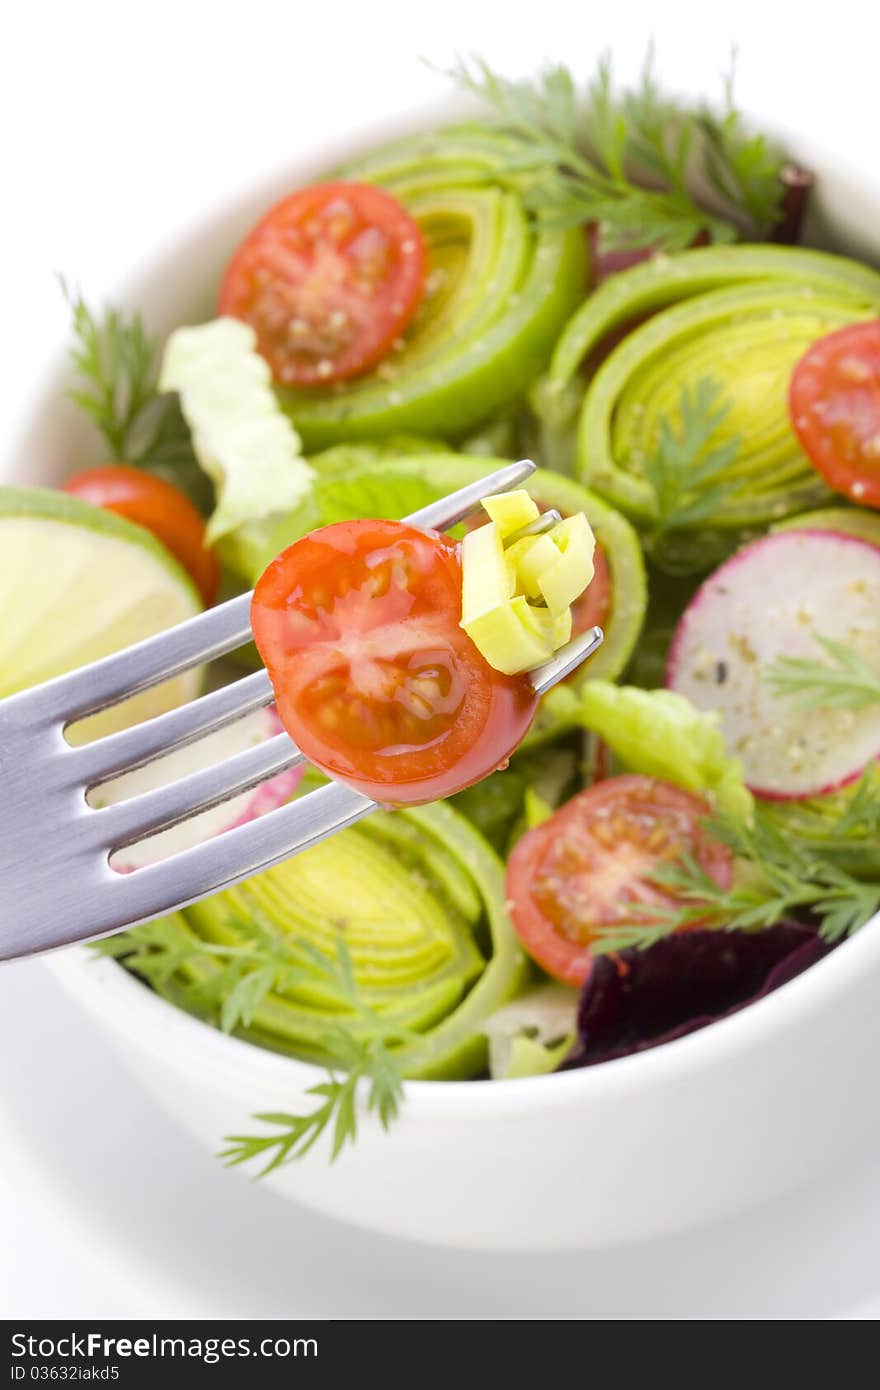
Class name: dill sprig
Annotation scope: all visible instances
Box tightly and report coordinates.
[220,1029,406,1174]
[64,281,157,458]
[443,51,786,252]
[834,768,880,838]
[766,632,880,710]
[96,917,413,1171]
[695,65,788,233]
[590,809,880,954]
[96,913,313,1032]
[642,377,741,535]
[61,280,209,507]
[220,937,413,1173]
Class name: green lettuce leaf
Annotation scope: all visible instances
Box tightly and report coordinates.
[159,318,315,545]
[484,983,578,1079]
[450,745,578,854]
[235,468,446,582]
[314,473,439,527]
[505,1033,575,1079]
[540,681,753,821]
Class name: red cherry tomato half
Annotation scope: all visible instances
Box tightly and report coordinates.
[218,181,426,386]
[251,519,539,806]
[789,319,880,508]
[63,465,220,605]
[506,776,733,986]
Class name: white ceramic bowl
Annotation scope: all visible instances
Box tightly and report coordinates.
[9,100,880,1251]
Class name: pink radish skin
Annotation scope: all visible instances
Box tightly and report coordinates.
[91,708,303,871]
[666,529,880,800]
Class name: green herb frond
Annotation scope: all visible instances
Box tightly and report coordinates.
[590,807,880,954]
[696,57,787,232]
[61,278,162,456]
[98,915,412,1172]
[766,632,880,711]
[642,376,741,536]
[220,1023,407,1177]
[61,280,208,505]
[834,767,880,838]
[442,50,786,252]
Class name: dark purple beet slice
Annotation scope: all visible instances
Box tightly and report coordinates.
[582,227,711,375]
[771,165,815,245]
[587,226,711,287]
[563,924,827,1069]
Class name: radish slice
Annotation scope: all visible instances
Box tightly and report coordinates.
[89,708,303,870]
[666,530,880,799]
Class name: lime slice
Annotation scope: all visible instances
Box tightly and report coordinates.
[0,487,203,741]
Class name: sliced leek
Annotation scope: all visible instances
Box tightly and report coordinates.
[546,245,880,529]
[482,489,539,534]
[460,489,594,675]
[142,802,528,1081]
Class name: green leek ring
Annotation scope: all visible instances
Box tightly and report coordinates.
[274,127,588,448]
[156,802,528,1081]
[545,245,880,530]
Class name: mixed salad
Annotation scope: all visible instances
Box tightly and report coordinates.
[7,55,880,1172]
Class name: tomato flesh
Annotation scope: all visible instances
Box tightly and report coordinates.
[789,319,880,508]
[218,182,426,386]
[251,519,538,806]
[63,465,220,605]
[506,776,733,986]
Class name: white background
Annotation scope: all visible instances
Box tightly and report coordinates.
[3,0,880,1319]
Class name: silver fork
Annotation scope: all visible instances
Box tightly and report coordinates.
[0,460,603,961]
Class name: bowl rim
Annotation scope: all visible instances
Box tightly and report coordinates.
[19,88,880,1117]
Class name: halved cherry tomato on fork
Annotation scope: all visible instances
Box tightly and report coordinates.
[506,776,733,986]
[218,181,426,386]
[63,465,220,605]
[250,519,538,806]
[789,320,880,508]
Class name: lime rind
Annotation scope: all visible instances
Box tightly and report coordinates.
[0,485,202,739]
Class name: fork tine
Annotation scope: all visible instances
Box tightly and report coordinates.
[85,731,304,850]
[69,668,274,787]
[106,781,377,941]
[502,509,563,548]
[101,598,589,933]
[29,459,536,728]
[530,626,604,694]
[0,609,602,961]
[0,778,376,959]
[86,613,600,852]
[102,624,600,914]
[404,458,535,531]
[29,591,256,726]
